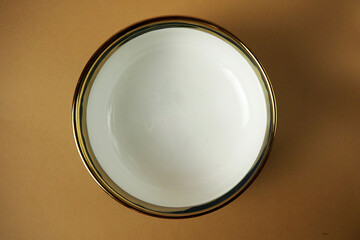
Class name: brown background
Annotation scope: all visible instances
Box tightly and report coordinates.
[1,0,359,239]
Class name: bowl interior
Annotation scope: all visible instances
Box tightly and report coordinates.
[85,27,268,208]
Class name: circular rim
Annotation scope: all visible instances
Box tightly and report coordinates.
[72,16,277,218]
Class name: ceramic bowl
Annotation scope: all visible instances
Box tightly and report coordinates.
[72,16,277,218]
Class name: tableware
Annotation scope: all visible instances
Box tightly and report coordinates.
[72,16,277,218]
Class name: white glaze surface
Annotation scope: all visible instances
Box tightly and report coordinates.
[86,28,268,207]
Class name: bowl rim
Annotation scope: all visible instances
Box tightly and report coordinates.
[72,16,277,218]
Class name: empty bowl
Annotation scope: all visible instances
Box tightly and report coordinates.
[72,16,277,218]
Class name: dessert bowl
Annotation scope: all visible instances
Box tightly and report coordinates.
[72,16,277,218]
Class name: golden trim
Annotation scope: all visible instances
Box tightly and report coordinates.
[72,16,277,218]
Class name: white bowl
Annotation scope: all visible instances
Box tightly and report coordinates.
[72,17,276,218]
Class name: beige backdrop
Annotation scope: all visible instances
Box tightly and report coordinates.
[1,0,359,239]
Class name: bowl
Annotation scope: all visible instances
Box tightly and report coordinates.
[72,16,277,218]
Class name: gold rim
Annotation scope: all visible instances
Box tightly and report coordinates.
[72,16,277,218]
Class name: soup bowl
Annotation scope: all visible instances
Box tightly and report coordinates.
[72,16,277,218]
